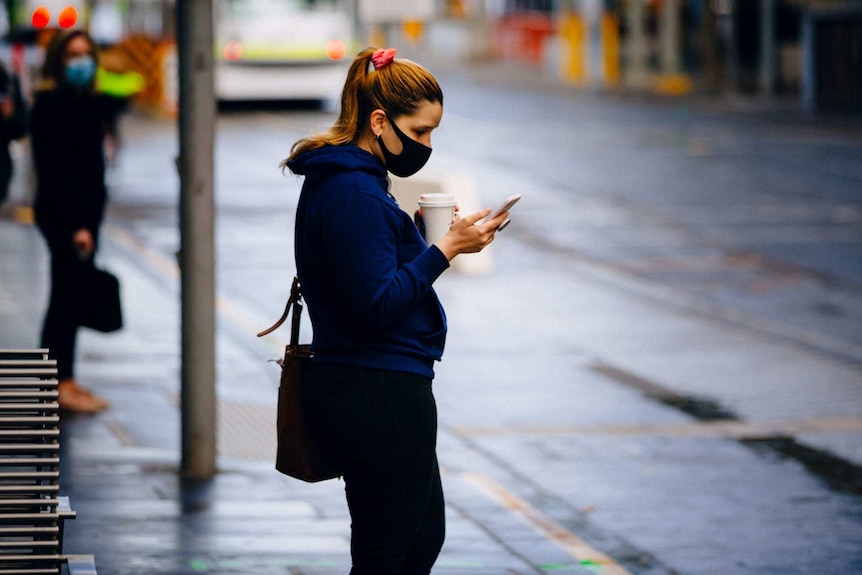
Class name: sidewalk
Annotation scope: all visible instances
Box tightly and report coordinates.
[4,192,862,573]
[3,217,609,575]
[2,52,861,573]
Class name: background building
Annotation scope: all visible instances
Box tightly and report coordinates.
[1,0,860,111]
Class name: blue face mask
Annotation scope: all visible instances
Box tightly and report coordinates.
[65,55,96,87]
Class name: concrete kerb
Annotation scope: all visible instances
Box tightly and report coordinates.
[389,172,494,276]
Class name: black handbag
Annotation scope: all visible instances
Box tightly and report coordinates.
[82,267,123,333]
[257,277,341,482]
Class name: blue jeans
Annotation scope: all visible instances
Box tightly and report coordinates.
[304,364,445,575]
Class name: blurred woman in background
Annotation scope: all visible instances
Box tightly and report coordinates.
[31,30,123,413]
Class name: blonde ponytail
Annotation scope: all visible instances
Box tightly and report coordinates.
[282,47,442,169]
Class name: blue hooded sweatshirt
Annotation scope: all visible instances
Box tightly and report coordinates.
[288,145,450,378]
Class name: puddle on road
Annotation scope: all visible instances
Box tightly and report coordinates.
[591,362,738,421]
[741,435,862,496]
[591,361,862,496]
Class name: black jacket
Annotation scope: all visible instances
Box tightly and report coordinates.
[0,64,27,202]
[30,87,120,245]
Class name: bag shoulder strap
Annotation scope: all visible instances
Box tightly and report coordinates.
[256,276,303,347]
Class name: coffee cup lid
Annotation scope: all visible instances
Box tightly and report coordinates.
[418,193,456,206]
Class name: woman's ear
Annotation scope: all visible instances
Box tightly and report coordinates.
[369,109,386,138]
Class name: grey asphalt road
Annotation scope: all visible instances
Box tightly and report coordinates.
[2,65,861,574]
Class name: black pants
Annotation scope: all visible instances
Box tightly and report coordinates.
[39,237,94,380]
[304,364,445,575]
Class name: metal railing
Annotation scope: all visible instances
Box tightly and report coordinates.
[0,349,97,575]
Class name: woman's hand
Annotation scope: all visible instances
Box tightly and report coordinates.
[434,208,508,262]
[72,228,94,259]
[0,96,13,121]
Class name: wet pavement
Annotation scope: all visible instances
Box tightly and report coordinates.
[2,52,862,574]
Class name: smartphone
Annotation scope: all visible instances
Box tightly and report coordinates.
[478,194,521,231]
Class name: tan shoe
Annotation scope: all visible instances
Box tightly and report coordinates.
[58,379,109,413]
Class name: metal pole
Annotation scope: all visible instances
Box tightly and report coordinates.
[702,0,722,93]
[758,0,776,96]
[177,0,217,479]
[660,0,682,75]
[802,9,815,112]
[626,0,649,89]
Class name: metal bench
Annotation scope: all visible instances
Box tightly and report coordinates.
[0,349,97,575]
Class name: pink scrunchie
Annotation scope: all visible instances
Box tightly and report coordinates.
[371,48,397,70]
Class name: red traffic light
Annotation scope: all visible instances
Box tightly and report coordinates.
[31,5,79,29]
[32,6,50,28]
[59,6,78,28]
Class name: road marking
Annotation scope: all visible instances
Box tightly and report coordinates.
[106,223,179,280]
[105,223,283,355]
[104,223,286,461]
[451,416,862,438]
[461,472,632,575]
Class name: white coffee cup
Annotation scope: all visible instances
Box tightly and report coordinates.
[417,193,456,245]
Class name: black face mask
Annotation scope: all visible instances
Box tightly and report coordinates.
[377,114,432,178]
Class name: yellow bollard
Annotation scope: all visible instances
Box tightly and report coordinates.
[559,12,588,85]
[446,0,466,19]
[403,19,424,44]
[652,74,693,96]
[370,26,387,49]
[601,13,621,87]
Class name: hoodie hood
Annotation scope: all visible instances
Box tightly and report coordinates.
[291,142,449,379]
[287,144,386,179]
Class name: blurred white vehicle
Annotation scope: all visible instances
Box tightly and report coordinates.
[215,0,355,102]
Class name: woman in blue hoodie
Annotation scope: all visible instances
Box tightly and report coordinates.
[283,48,508,574]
